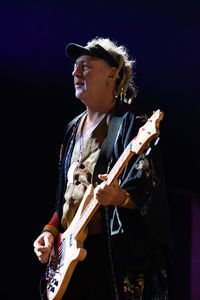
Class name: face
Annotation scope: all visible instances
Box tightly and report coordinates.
[72,55,113,108]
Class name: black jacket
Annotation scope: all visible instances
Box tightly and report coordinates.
[54,101,172,297]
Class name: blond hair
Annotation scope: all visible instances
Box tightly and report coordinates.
[87,37,136,103]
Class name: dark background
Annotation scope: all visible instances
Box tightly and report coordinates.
[1,0,200,299]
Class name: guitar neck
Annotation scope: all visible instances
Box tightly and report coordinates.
[73,142,134,239]
[106,144,134,185]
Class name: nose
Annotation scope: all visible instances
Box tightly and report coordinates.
[72,65,81,77]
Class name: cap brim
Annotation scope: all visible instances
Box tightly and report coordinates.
[65,43,91,60]
[65,42,119,68]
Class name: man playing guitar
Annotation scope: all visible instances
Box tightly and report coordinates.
[34,37,172,300]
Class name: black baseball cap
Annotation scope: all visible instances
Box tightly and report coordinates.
[65,43,119,68]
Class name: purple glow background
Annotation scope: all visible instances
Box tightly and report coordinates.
[1,1,200,299]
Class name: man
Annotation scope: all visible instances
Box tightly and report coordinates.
[34,37,172,300]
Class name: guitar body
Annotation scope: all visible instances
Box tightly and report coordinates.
[46,184,94,300]
[46,234,86,300]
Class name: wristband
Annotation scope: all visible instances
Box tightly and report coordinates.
[42,224,59,240]
[117,190,131,208]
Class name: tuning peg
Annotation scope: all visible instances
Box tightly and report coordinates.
[145,147,151,156]
[154,137,160,146]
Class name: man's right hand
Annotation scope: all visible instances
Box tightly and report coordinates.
[33,231,54,264]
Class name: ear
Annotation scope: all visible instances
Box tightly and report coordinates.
[109,67,118,79]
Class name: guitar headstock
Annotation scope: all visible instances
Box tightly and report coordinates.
[131,109,164,154]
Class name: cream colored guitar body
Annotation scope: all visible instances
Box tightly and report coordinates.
[46,184,95,300]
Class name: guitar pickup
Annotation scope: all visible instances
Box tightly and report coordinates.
[52,278,59,286]
[47,284,55,293]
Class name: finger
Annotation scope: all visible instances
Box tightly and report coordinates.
[34,248,51,264]
[40,256,49,264]
[98,174,108,181]
[95,183,108,197]
[35,245,50,252]
[112,179,120,188]
[34,249,43,257]
[34,239,45,248]
[33,234,47,247]
[38,252,49,264]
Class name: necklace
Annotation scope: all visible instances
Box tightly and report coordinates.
[67,113,106,184]
[78,113,106,162]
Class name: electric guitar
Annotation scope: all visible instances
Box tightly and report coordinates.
[45,109,164,300]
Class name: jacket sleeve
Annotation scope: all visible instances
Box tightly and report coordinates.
[42,211,59,239]
[114,111,161,216]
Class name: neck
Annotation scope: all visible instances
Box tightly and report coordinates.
[86,99,116,121]
[81,112,104,135]
[81,100,115,135]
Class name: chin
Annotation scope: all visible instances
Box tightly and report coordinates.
[75,90,84,99]
[75,91,87,102]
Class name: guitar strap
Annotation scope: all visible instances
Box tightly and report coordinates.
[92,115,122,186]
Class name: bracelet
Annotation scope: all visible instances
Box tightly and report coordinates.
[117,190,131,208]
[42,224,59,240]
